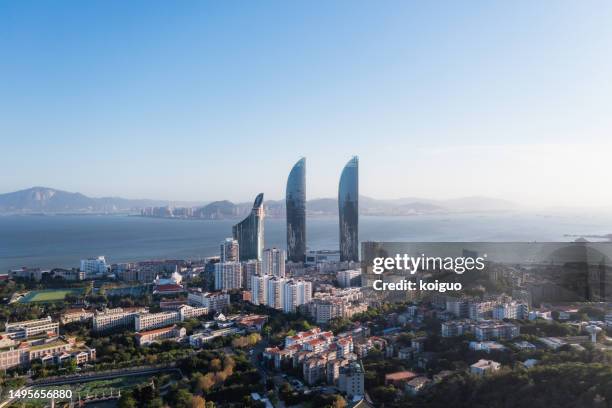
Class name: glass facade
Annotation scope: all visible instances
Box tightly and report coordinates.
[286,157,306,263]
[339,156,359,262]
[232,193,265,261]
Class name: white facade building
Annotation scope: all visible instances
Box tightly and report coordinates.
[251,274,270,306]
[80,256,109,277]
[263,248,286,278]
[267,277,286,310]
[283,279,312,313]
[214,262,243,291]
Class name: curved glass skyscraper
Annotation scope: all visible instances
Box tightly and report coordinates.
[339,156,359,262]
[286,158,306,263]
[232,193,265,261]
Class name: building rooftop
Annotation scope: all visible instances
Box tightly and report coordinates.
[385,371,417,382]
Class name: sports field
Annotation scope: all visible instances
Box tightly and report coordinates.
[19,288,85,303]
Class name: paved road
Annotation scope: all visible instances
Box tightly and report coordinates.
[32,366,182,386]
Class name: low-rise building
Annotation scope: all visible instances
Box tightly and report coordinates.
[5,317,59,340]
[189,327,243,347]
[404,376,431,396]
[441,320,474,337]
[188,290,230,311]
[135,325,186,346]
[538,337,567,350]
[385,371,418,387]
[469,341,506,353]
[474,321,519,341]
[60,309,94,325]
[470,359,500,376]
[514,341,536,350]
[92,307,146,332]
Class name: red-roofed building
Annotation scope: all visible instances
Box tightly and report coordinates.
[153,284,185,295]
[385,371,418,386]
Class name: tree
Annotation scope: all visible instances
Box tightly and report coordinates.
[210,358,222,371]
[118,391,137,408]
[332,395,347,408]
[200,373,216,393]
[191,396,206,408]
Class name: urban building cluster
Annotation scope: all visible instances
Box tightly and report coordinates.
[263,327,365,398]
[0,317,95,370]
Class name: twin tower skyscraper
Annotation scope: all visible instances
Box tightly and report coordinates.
[232,157,359,264]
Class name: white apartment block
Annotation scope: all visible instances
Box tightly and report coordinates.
[283,279,312,313]
[178,305,209,320]
[267,277,285,310]
[214,262,243,291]
[251,274,270,305]
[263,248,286,278]
[80,256,109,276]
[492,302,528,320]
[188,290,230,311]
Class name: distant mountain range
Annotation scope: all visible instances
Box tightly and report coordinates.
[0,187,518,217]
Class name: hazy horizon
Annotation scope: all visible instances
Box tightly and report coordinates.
[2,2,612,207]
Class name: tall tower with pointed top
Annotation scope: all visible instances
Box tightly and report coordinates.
[286,157,306,263]
[339,156,359,262]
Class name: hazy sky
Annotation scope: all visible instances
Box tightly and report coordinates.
[2,1,612,207]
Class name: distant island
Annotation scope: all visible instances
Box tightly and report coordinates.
[0,186,518,218]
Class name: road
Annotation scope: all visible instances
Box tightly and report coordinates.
[32,365,183,387]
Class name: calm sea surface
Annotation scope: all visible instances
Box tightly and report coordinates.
[1,213,612,270]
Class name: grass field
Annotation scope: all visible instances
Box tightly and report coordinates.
[19,288,85,303]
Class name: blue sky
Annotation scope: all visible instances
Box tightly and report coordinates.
[1,1,612,207]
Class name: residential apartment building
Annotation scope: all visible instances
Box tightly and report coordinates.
[80,256,109,277]
[283,279,312,313]
[187,290,230,311]
[262,248,286,278]
[336,269,361,288]
[214,262,243,291]
[338,360,365,397]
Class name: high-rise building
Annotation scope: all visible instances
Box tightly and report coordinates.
[283,279,312,313]
[267,277,285,310]
[337,269,361,288]
[220,238,239,262]
[286,157,306,263]
[263,247,286,278]
[214,262,243,291]
[338,361,365,398]
[233,193,265,261]
[242,259,261,290]
[251,274,270,305]
[338,156,359,262]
